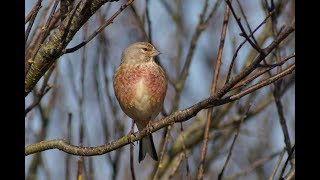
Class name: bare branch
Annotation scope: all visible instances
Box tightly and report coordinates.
[25,0,43,24]
[283,165,295,180]
[225,0,261,52]
[25,0,125,96]
[145,0,152,43]
[179,0,222,85]
[229,64,295,101]
[268,148,286,180]
[25,65,294,156]
[226,151,281,179]
[154,1,223,177]
[161,152,187,180]
[152,125,171,180]
[279,144,295,178]
[197,3,231,179]
[231,53,294,90]
[25,24,294,156]
[225,10,275,84]
[62,0,135,54]
[25,64,55,116]
[129,119,136,180]
[218,104,250,180]
[25,0,43,42]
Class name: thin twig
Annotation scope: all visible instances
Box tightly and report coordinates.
[26,94,52,180]
[26,0,60,75]
[179,0,222,84]
[25,63,294,157]
[283,164,295,180]
[145,0,152,43]
[231,53,294,90]
[225,0,261,52]
[167,78,294,170]
[236,0,259,45]
[279,144,295,178]
[62,0,135,54]
[24,0,136,97]
[225,10,275,84]
[77,23,88,180]
[76,157,84,180]
[40,157,52,180]
[25,0,54,58]
[25,0,43,43]
[180,122,190,179]
[94,46,111,140]
[129,5,176,87]
[268,148,286,180]
[197,3,231,179]
[266,0,294,167]
[25,64,55,116]
[162,152,187,180]
[159,0,175,22]
[273,84,292,155]
[218,104,251,180]
[152,1,221,175]
[130,119,136,180]
[88,156,94,180]
[25,0,43,24]
[65,113,72,180]
[229,64,295,101]
[152,126,170,180]
[226,151,281,179]
[25,25,295,156]
[93,31,120,179]
[37,0,60,50]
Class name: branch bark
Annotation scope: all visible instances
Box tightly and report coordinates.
[25,0,123,96]
[26,63,294,156]
[197,3,231,179]
[25,24,294,157]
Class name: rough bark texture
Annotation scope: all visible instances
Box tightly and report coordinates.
[25,0,118,96]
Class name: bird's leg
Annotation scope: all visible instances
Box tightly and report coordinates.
[127,119,136,146]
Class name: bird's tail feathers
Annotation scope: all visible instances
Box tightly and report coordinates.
[139,134,158,162]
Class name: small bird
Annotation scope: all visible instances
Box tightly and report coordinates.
[113,42,167,162]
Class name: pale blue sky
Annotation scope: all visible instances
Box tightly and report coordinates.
[25,1,295,179]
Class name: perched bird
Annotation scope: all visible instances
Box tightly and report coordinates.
[113,42,167,162]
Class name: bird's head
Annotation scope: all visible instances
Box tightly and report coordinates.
[121,42,161,64]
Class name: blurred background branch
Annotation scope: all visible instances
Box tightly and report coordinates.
[25,0,295,179]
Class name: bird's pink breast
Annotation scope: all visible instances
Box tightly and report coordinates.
[113,62,167,124]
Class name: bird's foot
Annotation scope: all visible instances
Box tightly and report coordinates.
[145,121,155,135]
[127,119,136,145]
[127,128,136,146]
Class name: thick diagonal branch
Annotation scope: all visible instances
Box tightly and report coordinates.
[25,25,294,156]
[25,0,123,96]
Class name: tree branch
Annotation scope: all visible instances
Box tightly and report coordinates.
[218,104,250,180]
[25,24,294,156]
[197,3,231,179]
[268,148,286,180]
[226,151,282,179]
[62,0,134,54]
[231,53,294,90]
[279,144,295,178]
[225,10,274,84]
[225,0,261,52]
[25,64,294,156]
[25,0,123,96]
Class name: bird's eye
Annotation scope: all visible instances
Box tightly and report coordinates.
[142,48,148,51]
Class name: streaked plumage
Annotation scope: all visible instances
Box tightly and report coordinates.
[113,42,167,162]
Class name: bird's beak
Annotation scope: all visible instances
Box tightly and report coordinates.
[151,49,161,57]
